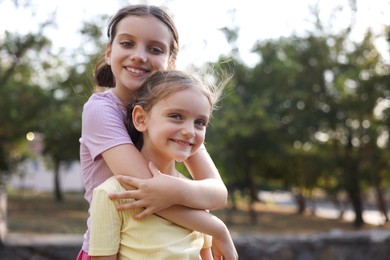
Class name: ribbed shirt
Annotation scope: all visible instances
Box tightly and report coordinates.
[89,176,211,259]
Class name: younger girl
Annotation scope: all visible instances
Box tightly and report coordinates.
[89,70,237,259]
[78,4,233,259]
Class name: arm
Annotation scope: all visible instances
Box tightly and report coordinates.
[183,144,228,209]
[104,144,227,217]
[156,205,237,260]
[103,145,237,259]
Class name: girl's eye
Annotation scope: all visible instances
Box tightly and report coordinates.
[168,114,182,120]
[149,46,164,55]
[120,41,134,48]
[195,119,208,127]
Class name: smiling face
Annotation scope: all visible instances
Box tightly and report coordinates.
[105,15,173,103]
[133,87,211,167]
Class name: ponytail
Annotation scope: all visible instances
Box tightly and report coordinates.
[94,54,115,88]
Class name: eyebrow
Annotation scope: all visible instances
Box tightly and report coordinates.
[116,33,169,46]
[165,107,210,120]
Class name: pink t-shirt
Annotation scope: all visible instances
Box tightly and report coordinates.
[79,89,133,252]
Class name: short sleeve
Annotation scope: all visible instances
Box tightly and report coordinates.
[82,93,132,161]
[89,186,121,256]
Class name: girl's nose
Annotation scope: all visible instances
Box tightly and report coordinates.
[181,123,195,137]
[131,47,147,63]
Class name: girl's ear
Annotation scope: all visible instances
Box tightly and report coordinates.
[132,105,147,132]
[105,44,112,65]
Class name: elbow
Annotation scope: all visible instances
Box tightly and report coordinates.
[210,184,228,210]
[220,185,228,207]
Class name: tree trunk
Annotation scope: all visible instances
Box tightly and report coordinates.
[250,201,257,225]
[344,135,364,228]
[244,168,257,224]
[345,165,364,227]
[331,195,345,220]
[373,171,389,223]
[347,185,364,227]
[248,177,258,203]
[247,181,257,225]
[230,190,237,211]
[54,159,63,202]
[294,190,306,214]
[225,187,237,225]
[309,189,316,216]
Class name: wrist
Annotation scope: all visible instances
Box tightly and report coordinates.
[168,176,188,205]
[210,216,229,238]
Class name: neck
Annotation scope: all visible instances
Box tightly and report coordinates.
[140,147,177,176]
[112,87,134,106]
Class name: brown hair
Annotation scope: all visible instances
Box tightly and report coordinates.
[94,5,179,88]
[126,70,224,150]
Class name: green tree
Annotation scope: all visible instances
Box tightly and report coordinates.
[37,17,106,201]
[0,29,52,182]
[0,2,104,200]
[208,8,390,228]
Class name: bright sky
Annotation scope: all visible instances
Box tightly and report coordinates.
[1,0,389,68]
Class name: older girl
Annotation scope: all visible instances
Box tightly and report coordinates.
[78,4,234,260]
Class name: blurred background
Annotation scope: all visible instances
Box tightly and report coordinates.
[1,0,390,240]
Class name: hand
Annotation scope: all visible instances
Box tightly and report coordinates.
[108,162,178,218]
[211,228,238,260]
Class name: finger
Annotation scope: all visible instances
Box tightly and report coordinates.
[108,190,139,200]
[214,252,223,259]
[116,175,140,189]
[212,250,223,260]
[148,161,161,176]
[133,207,154,219]
[116,200,145,211]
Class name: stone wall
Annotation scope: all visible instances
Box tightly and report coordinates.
[1,229,389,260]
[0,245,80,260]
[234,229,390,260]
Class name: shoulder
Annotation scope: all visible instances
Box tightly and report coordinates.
[95,176,126,194]
[82,91,125,125]
[84,91,120,114]
[93,177,134,206]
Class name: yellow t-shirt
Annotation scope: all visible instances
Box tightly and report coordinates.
[89,176,211,259]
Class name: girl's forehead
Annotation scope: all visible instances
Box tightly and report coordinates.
[116,15,172,42]
[155,88,211,114]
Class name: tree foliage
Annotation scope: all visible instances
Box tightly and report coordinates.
[206,16,390,227]
[0,2,104,200]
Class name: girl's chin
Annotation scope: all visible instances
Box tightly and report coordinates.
[174,154,191,163]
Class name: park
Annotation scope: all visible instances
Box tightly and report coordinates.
[1,0,390,259]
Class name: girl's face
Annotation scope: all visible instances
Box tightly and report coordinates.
[105,15,172,100]
[134,87,211,164]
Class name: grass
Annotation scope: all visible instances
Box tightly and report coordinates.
[6,191,383,236]
[7,191,89,234]
[214,202,378,236]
